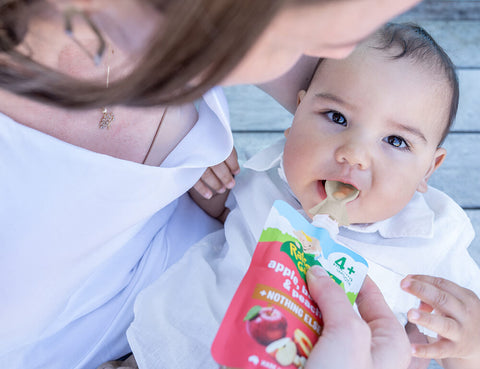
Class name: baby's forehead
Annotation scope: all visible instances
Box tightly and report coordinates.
[310,45,451,141]
[313,42,451,93]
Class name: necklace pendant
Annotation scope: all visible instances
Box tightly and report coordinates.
[99,108,114,129]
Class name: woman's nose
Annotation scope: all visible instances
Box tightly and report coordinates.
[334,138,371,170]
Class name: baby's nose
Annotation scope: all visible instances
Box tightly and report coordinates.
[335,139,371,170]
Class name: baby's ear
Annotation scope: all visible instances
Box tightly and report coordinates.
[417,147,447,193]
[297,90,306,106]
[285,90,306,137]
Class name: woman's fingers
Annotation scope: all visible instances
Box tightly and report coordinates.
[356,276,398,322]
[306,266,361,327]
[305,266,371,369]
[357,276,412,368]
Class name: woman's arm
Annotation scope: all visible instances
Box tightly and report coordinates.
[257,55,319,113]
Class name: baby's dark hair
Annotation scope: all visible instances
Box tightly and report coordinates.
[372,22,459,146]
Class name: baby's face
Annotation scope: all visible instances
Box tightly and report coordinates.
[283,45,449,224]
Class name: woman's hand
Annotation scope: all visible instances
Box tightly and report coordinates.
[401,274,480,369]
[192,148,240,200]
[305,266,411,369]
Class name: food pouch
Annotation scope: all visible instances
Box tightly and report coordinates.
[211,200,368,369]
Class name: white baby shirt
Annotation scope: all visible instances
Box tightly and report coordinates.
[126,138,480,369]
[0,87,232,369]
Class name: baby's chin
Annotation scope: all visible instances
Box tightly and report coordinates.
[348,211,396,226]
[302,203,382,225]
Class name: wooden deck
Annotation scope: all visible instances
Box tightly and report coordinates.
[225,3,479,366]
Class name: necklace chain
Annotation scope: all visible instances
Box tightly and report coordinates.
[99,54,114,129]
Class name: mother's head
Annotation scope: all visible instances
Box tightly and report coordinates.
[0,0,422,107]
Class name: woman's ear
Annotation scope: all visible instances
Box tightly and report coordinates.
[297,90,306,106]
[417,147,447,193]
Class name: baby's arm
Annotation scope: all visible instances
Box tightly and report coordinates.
[401,275,480,369]
[189,148,239,221]
[189,186,230,222]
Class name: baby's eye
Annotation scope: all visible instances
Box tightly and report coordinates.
[385,135,409,150]
[325,111,347,126]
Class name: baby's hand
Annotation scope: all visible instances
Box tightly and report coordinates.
[192,148,240,199]
[401,275,480,369]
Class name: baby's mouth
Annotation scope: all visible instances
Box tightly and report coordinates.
[320,180,360,201]
[317,180,328,200]
[332,182,359,201]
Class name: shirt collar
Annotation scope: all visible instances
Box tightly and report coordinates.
[243,138,435,239]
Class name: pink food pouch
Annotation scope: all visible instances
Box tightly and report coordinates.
[211,200,368,369]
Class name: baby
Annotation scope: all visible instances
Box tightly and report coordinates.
[123,24,480,369]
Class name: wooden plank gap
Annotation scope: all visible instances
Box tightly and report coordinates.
[232,129,285,134]
[456,67,480,71]
[399,0,480,21]
[449,131,480,134]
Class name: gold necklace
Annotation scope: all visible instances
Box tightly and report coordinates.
[99,50,114,129]
[142,108,168,164]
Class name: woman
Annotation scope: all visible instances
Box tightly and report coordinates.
[0,0,419,368]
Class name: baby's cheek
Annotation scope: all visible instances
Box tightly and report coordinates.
[355,192,408,224]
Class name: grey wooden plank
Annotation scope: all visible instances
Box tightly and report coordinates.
[392,1,480,67]
[233,131,283,163]
[466,210,480,265]
[431,133,480,208]
[233,132,480,208]
[225,69,480,132]
[225,85,292,131]
[456,70,480,131]
[400,0,480,21]
[393,21,480,68]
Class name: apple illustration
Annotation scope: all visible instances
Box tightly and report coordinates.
[265,337,297,366]
[293,329,313,358]
[245,306,288,345]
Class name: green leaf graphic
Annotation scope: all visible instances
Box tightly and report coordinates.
[244,305,262,321]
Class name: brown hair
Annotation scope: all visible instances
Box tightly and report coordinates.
[374,23,459,146]
[0,0,322,109]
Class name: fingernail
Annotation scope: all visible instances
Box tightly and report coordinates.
[400,278,410,289]
[409,309,420,321]
[217,187,226,194]
[308,265,328,278]
[226,180,235,189]
[204,191,212,199]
